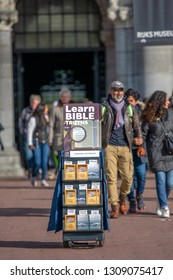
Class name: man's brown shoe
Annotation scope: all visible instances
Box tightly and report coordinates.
[119,200,128,215]
[110,205,119,218]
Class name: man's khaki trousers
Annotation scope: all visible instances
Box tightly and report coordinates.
[104,145,134,206]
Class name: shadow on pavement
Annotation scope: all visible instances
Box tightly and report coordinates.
[0,240,63,249]
[0,186,55,190]
[0,177,28,182]
[0,240,101,250]
[0,208,50,217]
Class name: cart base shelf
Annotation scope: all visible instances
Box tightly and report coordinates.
[63,231,105,248]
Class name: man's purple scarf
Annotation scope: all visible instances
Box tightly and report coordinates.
[109,98,125,129]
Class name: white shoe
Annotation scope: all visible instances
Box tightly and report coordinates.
[156,206,170,218]
[31,177,37,187]
[162,206,170,218]
[41,180,49,187]
[156,206,162,216]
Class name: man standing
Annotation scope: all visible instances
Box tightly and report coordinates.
[102,81,143,218]
[48,87,72,178]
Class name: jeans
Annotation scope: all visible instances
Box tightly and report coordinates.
[155,170,173,208]
[128,150,147,200]
[32,142,50,180]
[23,134,34,170]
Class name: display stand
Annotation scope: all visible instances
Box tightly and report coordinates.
[47,103,109,248]
[62,150,106,247]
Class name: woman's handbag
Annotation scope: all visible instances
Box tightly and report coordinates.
[158,119,173,155]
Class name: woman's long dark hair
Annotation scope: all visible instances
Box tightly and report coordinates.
[32,102,47,123]
[141,90,167,124]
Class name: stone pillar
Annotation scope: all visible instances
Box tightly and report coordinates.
[136,45,173,98]
[96,0,116,90]
[107,0,134,89]
[0,0,24,176]
[100,29,116,90]
[107,0,173,98]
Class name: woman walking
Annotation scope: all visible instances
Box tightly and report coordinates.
[139,90,173,218]
[28,103,50,187]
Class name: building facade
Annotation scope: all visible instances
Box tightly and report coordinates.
[0,0,173,175]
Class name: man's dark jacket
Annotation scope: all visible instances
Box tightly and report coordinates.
[101,97,143,150]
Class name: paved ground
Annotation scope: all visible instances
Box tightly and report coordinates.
[0,172,173,260]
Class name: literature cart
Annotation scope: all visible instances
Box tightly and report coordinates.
[47,103,109,247]
[62,150,106,247]
[62,103,108,247]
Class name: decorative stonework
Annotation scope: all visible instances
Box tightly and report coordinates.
[95,0,115,47]
[107,0,132,21]
[107,0,119,21]
[0,0,18,30]
[119,6,130,21]
[0,0,15,9]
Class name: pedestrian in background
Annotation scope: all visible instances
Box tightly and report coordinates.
[140,90,173,218]
[101,81,143,219]
[18,94,41,178]
[27,102,50,187]
[48,87,72,179]
[125,88,147,213]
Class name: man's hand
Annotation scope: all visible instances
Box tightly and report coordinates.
[133,137,143,146]
[137,147,145,157]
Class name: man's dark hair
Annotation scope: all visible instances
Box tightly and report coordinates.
[125,88,140,101]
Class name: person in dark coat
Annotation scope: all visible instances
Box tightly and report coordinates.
[48,88,72,179]
[139,90,173,218]
[125,88,147,213]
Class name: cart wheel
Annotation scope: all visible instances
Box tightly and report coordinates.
[98,239,105,247]
[63,241,70,248]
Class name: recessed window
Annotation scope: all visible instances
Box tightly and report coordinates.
[51,32,63,48]
[25,34,38,48]
[64,15,75,31]
[38,33,50,48]
[14,0,101,49]
[76,15,88,31]
[25,16,37,32]
[64,32,76,48]
[51,15,62,31]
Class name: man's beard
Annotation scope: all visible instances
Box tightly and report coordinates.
[112,95,124,103]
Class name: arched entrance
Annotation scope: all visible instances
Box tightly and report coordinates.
[13,0,116,165]
[13,0,107,110]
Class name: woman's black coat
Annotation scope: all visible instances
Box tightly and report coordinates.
[142,109,173,173]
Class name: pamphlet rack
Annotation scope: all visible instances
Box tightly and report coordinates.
[47,103,109,247]
[61,150,106,248]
